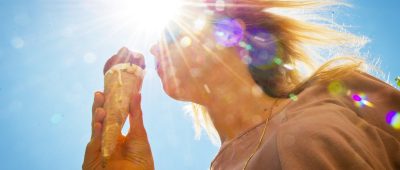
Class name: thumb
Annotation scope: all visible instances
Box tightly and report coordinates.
[126,93,148,141]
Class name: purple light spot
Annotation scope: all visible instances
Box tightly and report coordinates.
[386,111,397,124]
[245,28,277,67]
[352,94,362,102]
[213,18,244,47]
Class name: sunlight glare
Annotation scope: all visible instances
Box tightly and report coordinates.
[101,0,184,34]
[194,17,207,32]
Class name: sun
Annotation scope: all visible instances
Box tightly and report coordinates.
[95,0,185,35]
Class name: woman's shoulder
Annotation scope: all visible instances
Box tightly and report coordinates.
[274,111,399,169]
[341,71,399,97]
[270,71,400,168]
[282,71,400,138]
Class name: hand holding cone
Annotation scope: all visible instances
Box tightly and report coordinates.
[83,48,154,170]
[102,47,145,161]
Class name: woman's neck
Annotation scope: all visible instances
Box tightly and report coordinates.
[199,66,288,143]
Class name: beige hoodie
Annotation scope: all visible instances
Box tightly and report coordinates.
[211,72,400,170]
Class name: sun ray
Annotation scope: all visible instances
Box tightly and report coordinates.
[204,41,253,85]
[159,15,218,101]
[202,1,262,9]
[166,23,211,100]
[166,13,254,88]
[160,31,181,94]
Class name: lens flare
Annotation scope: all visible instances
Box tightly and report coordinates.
[386,111,400,130]
[396,76,400,87]
[180,36,192,48]
[283,64,295,70]
[51,113,64,125]
[352,93,374,108]
[213,18,244,47]
[160,1,281,71]
[328,81,347,96]
[245,28,278,68]
[215,0,226,11]
[289,93,298,101]
[273,57,282,65]
[194,18,207,32]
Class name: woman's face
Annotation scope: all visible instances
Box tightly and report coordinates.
[151,17,215,100]
[150,15,247,101]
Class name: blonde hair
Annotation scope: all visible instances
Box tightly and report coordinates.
[187,0,370,145]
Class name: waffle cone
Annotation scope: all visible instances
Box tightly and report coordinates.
[101,63,144,160]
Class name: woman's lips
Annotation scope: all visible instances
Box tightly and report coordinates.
[157,56,176,81]
[151,44,173,78]
[155,58,167,77]
[156,60,163,75]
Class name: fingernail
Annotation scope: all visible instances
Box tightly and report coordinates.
[139,58,146,70]
[117,47,130,58]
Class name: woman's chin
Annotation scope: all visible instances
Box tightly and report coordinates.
[159,75,192,101]
[161,82,183,100]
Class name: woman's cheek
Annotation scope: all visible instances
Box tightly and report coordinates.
[163,75,189,100]
[182,47,206,68]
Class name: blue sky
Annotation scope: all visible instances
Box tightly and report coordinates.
[0,1,399,170]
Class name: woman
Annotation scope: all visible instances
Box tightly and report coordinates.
[83,0,400,169]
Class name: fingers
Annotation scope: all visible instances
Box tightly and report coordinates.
[85,92,106,160]
[129,93,143,120]
[92,122,102,139]
[91,92,105,139]
[92,92,105,115]
[124,93,153,164]
[83,120,103,169]
[126,93,148,141]
[92,108,106,139]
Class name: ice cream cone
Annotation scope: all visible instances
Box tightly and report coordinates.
[101,47,145,161]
